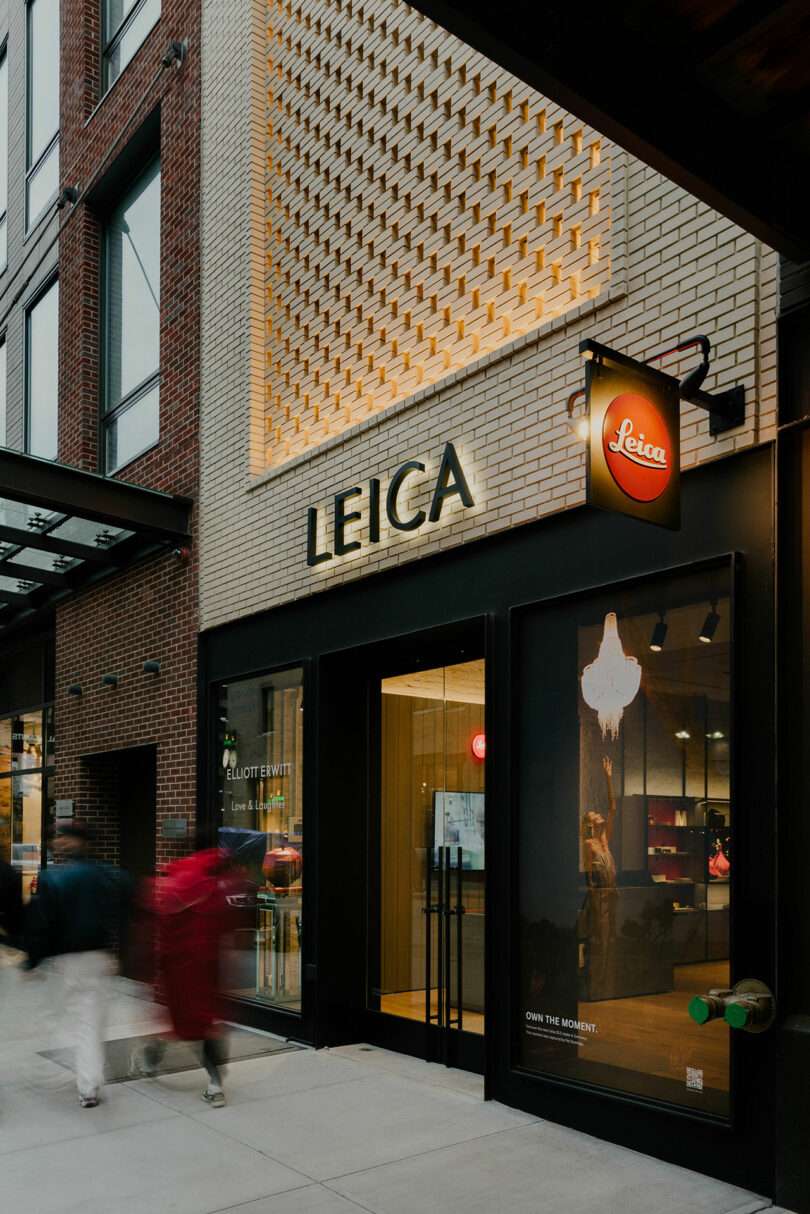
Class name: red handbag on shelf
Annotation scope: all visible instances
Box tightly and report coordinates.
[709,845,730,879]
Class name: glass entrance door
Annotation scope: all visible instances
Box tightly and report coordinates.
[370,658,485,1068]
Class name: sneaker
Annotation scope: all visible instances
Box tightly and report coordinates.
[79,1093,99,1109]
[202,1086,225,1109]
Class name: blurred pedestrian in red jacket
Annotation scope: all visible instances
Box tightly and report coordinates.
[138,847,234,1107]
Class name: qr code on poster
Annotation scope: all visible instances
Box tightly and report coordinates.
[686,1067,704,1092]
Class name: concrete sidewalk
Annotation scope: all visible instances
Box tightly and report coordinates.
[0,959,785,1214]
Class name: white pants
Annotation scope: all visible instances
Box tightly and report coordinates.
[53,951,115,1099]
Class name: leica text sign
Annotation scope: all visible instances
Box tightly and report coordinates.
[586,348,680,529]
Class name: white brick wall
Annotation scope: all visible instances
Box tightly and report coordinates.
[200,0,778,634]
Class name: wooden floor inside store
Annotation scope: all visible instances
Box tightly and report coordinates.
[579,961,730,1091]
[381,989,485,1036]
[382,962,729,1091]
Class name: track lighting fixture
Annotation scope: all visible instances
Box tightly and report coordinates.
[649,613,668,653]
[699,603,720,644]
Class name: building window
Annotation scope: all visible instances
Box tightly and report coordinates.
[0,338,7,447]
[103,159,160,473]
[103,0,160,90]
[25,278,59,460]
[26,0,60,231]
[0,46,8,270]
[216,666,305,1014]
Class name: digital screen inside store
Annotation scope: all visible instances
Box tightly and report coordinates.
[516,567,732,1116]
[216,667,304,1013]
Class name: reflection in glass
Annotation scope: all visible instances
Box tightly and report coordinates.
[518,571,732,1117]
[12,772,42,900]
[104,0,161,88]
[28,0,59,165]
[376,660,486,1036]
[27,139,59,228]
[26,279,59,459]
[105,380,160,473]
[105,160,160,408]
[12,712,43,771]
[104,160,160,472]
[217,667,304,1012]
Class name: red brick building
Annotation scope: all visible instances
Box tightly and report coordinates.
[51,0,201,871]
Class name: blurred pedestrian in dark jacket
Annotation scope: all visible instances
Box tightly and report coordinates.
[0,855,22,948]
[137,847,234,1107]
[24,821,129,1108]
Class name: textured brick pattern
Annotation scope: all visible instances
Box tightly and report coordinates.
[56,0,200,866]
[199,0,779,634]
[264,0,612,467]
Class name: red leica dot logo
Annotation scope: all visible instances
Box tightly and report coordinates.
[602,393,673,503]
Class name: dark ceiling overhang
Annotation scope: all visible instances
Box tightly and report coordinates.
[0,449,192,634]
[409,0,810,260]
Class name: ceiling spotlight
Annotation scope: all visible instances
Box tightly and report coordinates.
[706,730,725,740]
[649,613,668,653]
[675,729,691,741]
[699,603,720,644]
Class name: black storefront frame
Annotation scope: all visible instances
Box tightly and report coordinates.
[199,445,776,1196]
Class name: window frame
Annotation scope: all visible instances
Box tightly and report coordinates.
[25,0,60,233]
[102,0,160,92]
[24,273,59,459]
[0,40,8,272]
[100,156,161,474]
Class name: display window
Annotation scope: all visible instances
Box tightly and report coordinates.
[516,564,732,1117]
[215,666,304,1013]
[0,706,54,900]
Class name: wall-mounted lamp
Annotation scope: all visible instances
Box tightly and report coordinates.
[68,684,82,697]
[699,603,720,644]
[649,613,668,653]
[143,660,161,674]
[101,673,119,688]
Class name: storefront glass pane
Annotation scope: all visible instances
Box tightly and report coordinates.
[216,667,304,1013]
[517,566,732,1117]
[12,771,42,900]
[0,719,11,774]
[375,660,485,1034]
[12,712,43,770]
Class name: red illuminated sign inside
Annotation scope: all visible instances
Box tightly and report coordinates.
[471,733,486,760]
[602,393,674,503]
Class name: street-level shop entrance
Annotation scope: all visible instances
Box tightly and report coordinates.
[369,657,486,1071]
[202,447,775,1196]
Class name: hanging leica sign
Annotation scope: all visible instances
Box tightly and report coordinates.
[584,341,680,530]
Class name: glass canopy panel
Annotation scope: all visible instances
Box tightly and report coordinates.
[0,574,42,593]
[6,549,82,572]
[46,517,133,547]
[0,500,60,531]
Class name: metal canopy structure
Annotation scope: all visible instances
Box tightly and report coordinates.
[0,449,192,633]
[409,0,810,260]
